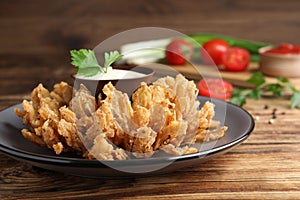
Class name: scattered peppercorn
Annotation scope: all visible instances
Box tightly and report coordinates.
[270,108,277,120]
[264,105,269,110]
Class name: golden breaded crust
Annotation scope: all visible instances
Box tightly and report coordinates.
[16,75,226,160]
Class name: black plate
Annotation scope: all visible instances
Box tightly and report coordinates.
[0,96,254,178]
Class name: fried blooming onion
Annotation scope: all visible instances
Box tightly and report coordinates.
[15,74,227,160]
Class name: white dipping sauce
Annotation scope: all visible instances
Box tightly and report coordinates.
[74,67,146,80]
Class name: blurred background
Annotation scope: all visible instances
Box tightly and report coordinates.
[0,0,299,103]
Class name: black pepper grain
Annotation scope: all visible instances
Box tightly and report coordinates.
[271,108,277,119]
[264,105,269,109]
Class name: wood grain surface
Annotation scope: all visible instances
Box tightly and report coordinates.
[1,0,300,199]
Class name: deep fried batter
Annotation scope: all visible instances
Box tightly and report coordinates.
[15,75,227,160]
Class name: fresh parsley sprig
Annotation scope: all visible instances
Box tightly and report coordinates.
[70,49,123,77]
[103,51,123,73]
[230,71,300,109]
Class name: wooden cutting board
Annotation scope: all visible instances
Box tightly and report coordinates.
[142,62,300,89]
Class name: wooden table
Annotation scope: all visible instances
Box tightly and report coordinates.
[1,1,300,199]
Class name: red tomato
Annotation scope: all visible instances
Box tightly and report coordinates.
[222,47,250,71]
[198,78,233,100]
[165,39,193,65]
[201,39,229,65]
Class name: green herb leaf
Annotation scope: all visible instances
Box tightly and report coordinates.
[70,49,101,77]
[291,92,300,109]
[230,71,300,109]
[248,89,263,99]
[104,51,123,69]
[70,49,100,69]
[230,95,247,107]
[229,88,251,106]
[277,77,289,83]
[70,49,123,77]
[246,71,266,87]
[265,83,285,97]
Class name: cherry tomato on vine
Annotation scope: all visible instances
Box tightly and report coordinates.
[198,78,233,100]
[222,47,250,71]
[200,39,229,65]
[165,39,194,65]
